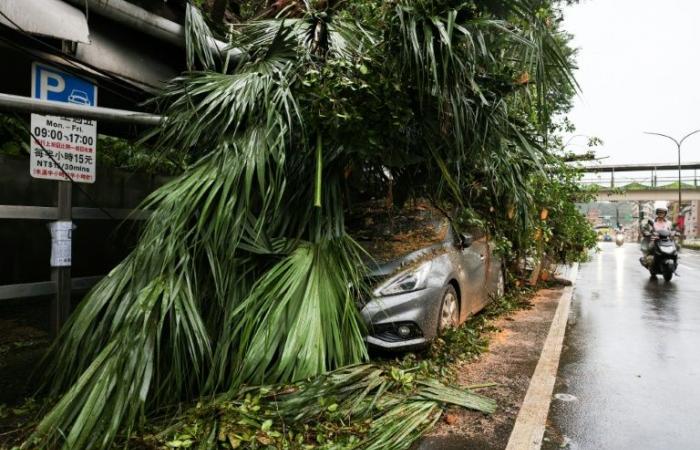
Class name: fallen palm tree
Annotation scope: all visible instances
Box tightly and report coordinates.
[127,364,496,449]
[24,1,578,448]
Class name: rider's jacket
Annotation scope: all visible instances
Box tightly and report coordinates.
[643,218,672,234]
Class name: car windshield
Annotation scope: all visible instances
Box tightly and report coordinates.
[347,199,450,264]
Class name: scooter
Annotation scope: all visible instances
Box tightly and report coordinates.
[615,232,625,247]
[641,229,678,281]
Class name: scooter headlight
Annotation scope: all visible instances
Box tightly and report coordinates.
[376,261,432,297]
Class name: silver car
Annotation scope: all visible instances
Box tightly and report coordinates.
[359,225,504,351]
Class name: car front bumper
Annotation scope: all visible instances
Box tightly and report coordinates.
[360,285,444,351]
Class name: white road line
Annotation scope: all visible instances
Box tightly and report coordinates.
[505,264,579,450]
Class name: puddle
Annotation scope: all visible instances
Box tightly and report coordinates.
[554,393,578,402]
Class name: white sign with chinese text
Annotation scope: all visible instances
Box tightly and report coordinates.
[30,114,96,183]
[30,62,97,183]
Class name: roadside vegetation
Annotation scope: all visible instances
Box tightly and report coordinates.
[3,1,597,449]
[1,288,535,449]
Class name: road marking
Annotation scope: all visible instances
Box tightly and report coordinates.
[505,263,579,450]
[678,263,697,272]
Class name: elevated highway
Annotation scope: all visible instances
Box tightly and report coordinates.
[577,162,700,201]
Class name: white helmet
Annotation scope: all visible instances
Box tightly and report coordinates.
[654,201,668,216]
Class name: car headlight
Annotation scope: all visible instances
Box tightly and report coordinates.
[377,261,432,297]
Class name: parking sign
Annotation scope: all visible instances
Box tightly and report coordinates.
[29,63,98,183]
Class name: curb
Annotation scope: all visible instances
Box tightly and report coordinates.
[505,263,579,450]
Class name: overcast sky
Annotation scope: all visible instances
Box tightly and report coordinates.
[563,0,700,167]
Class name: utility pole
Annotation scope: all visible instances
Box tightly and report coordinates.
[638,201,643,242]
[644,129,700,241]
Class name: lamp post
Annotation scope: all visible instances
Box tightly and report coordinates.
[644,129,700,239]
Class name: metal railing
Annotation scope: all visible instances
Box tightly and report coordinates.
[579,176,700,189]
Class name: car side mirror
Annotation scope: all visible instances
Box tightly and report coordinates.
[458,233,473,248]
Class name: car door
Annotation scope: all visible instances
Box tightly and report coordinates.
[457,227,489,315]
[484,237,501,296]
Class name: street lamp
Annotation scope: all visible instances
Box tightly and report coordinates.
[644,129,700,238]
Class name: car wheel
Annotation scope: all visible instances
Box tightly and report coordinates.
[438,285,459,334]
[496,268,505,298]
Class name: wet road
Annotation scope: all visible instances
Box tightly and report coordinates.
[547,243,700,450]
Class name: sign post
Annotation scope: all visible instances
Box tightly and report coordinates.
[30,63,97,336]
[51,185,72,337]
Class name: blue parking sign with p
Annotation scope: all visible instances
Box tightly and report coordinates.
[31,62,97,106]
[29,62,98,183]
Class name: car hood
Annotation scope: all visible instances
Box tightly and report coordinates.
[365,242,449,278]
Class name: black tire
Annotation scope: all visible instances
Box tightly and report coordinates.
[437,285,460,335]
[663,269,673,282]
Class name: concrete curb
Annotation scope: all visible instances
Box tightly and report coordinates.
[505,263,579,450]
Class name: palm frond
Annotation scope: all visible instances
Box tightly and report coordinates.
[143,364,495,450]
[226,236,368,389]
[185,3,219,71]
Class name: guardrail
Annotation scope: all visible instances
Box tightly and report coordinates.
[579,176,700,189]
[0,204,150,336]
[0,207,148,298]
[0,205,150,220]
[0,275,105,301]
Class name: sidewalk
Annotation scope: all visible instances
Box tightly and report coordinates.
[416,268,577,450]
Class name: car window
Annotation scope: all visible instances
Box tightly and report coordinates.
[347,199,450,263]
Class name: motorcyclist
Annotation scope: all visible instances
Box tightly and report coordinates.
[640,206,673,267]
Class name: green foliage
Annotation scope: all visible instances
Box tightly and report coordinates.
[98,136,184,174]
[118,364,495,450]
[0,115,29,156]
[530,162,598,263]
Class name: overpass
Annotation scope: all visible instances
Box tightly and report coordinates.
[577,162,700,201]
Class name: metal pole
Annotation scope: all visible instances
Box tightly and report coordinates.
[678,142,682,227]
[0,93,163,125]
[50,181,72,337]
[63,0,232,55]
[644,129,700,241]
[638,201,643,242]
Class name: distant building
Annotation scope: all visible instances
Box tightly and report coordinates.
[681,201,699,239]
[586,208,602,227]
